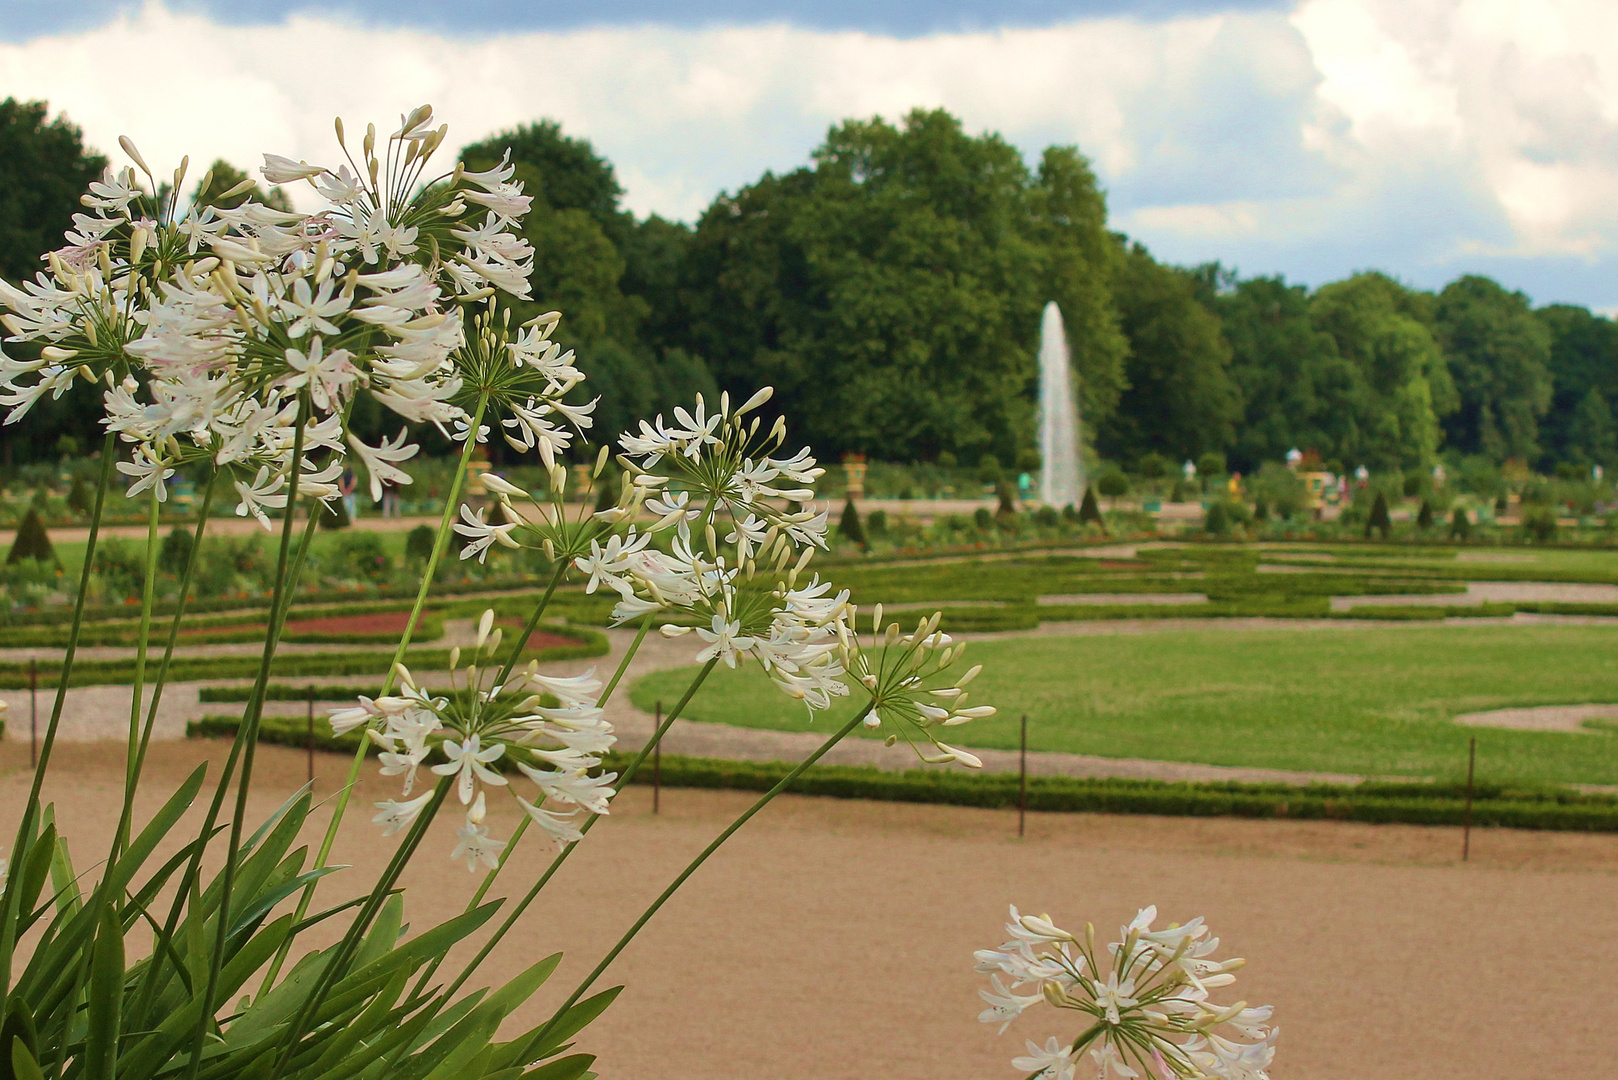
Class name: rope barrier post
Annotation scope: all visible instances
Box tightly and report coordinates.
[29,658,38,769]
[307,684,315,785]
[1462,736,1476,862]
[1018,713,1028,838]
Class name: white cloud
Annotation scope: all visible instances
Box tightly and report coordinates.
[2,1,1618,304]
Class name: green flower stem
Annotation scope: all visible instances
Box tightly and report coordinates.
[527,699,869,1054]
[0,428,118,996]
[125,469,218,805]
[180,396,311,1080]
[111,478,165,856]
[411,613,655,999]
[259,393,490,994]
[440,652,717,1002]
[316,394,489,861]
[491,559,568,688]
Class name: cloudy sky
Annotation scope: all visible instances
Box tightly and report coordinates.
[3,0,1616,309]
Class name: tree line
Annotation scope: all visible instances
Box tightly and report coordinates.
[4,97,1614,474]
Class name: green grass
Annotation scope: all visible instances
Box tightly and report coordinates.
[632,624,1618,787]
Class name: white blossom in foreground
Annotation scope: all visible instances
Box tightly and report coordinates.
[974,905,1277,1079]
[838,605,993,767]
[340,609,617,865]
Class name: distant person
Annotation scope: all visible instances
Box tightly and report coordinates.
[339,467,358,520]
[380,477,401,519]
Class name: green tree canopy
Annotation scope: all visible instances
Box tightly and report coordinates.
[676,108,1126,463]
[1309,272,1455,470]
[0,98,106,283]
[1535,303,1618,465]
[1217,274,1355,471]
[1099,243,1239,462]
[1433,274,1552,463]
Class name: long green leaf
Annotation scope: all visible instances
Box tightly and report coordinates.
[7,1043,43,1080]
[85,907,124,1080]
[510,987,621,1067]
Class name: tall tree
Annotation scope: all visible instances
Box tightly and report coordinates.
[0,99,108,464]
[1535,303,1618,464]
[676,108,1126,463]
[0,98,106,283]
[1216,274,1357,470]
[1100,242,1239,462]
[1309,272,1455,469]
[1433,274,1552,463]
[459,121,713,442]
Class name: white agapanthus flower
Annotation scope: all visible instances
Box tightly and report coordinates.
[975,906,1278,1080]
[346,610,619,864]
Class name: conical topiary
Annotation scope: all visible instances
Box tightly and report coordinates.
[593,469,619,514]
[405,523,436,563]
[319,494,350,530]
[7,508,56,565]
[67,474,90,516]
[1417,499,1434,530]
[838,495,866,548]
[1204,501,1230,536]
[158,526,193,576]
[1077,486,1103,527]
[1252,497,1269,521]
[1449,506,1471,540]
[1365,491,1391,539]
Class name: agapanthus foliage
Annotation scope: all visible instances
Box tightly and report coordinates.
[975,905,1277,1079]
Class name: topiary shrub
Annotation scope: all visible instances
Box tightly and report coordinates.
[67,474,90,516]
[1365,491,1391,539]
[973,506,993,530]
[866,508,888,536]
[1450,506,1471,540]
[1034,505,1059,528]
[593,468,619,514]
[1170,479,1188,503]
[838,495,866,548]
[1403,474,1422,498]
[1252,497,1269,521]
[6,508,56,565]
[1520,505,1557,543]
[1097,468,1129,502]
[1060,504,1079,524]
[1417,500,1434,530]
[319,493,350,530]
[158,526,193,576]
[332,530,392,582]
[975,454,1002,485]
[1494,493,1508,516]
[405,523,436,563]
[1204,501,1230,536]
[1076,487,1103,528]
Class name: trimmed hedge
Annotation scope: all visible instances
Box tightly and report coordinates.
[0,624,606,689]
[198,683,383,703]
[185,715,1618,832]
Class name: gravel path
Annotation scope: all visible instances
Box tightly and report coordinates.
[1453,704,1618,733]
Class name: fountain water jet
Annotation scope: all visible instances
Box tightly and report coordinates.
[1037,301,1082,508]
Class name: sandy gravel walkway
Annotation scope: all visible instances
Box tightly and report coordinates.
[3,741,1613,1080]
[1453,703,1618,733]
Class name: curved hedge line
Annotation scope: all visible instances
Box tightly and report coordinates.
[184,714,1618,833]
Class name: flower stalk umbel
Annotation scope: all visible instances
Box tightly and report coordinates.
[975,906,1278,1079]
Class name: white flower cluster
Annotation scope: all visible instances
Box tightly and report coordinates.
[334,610,617,867]
[840,605,993,767]
[466,389,854,712]
[0,106,590,529]
[975,906,1277,1080]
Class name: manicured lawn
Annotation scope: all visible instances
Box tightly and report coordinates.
[631,624,1618,786]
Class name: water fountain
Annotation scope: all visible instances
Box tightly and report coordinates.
[1037,301,1083,508]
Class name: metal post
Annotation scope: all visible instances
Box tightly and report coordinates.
[1462,736,1476,861]
[29,658,38,769]
[1018,713,1028,838]
[306,685,315,784]
[653,701,662,815]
